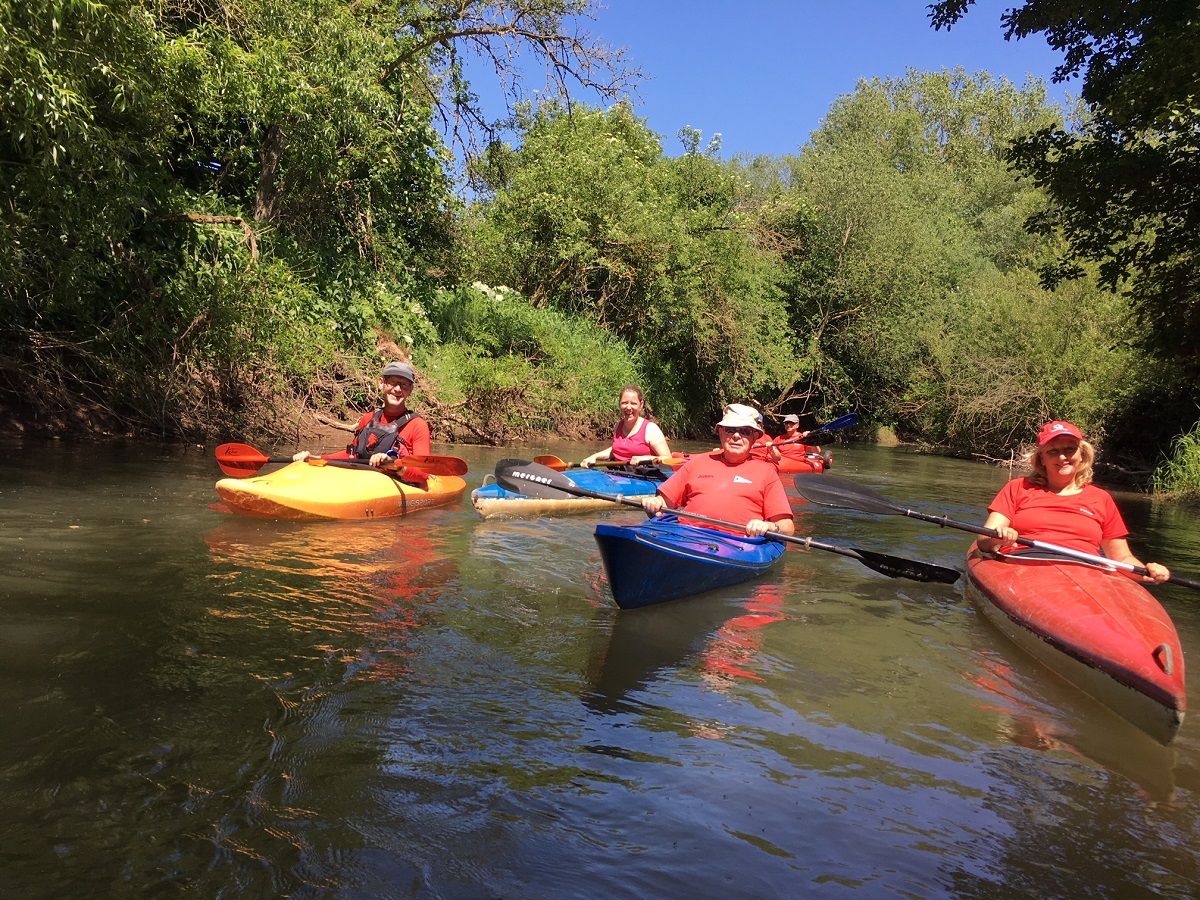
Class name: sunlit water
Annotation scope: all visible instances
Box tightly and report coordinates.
[3,438,1200,897]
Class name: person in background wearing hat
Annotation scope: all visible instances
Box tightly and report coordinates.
[769,414,821,465]
[293,360,431,485]
[974,420,1170,583]
[642,403,794,538]
[581,384,672,467]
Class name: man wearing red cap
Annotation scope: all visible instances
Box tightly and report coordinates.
[642,404,794,538]
[975,420,1170,583]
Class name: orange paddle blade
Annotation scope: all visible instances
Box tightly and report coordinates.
[215,443,467,478]
[397,455,469,476]
[533,455,571,471]
[214,442,290,477]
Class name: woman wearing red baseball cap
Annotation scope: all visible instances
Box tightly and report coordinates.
[974,421,1170,583]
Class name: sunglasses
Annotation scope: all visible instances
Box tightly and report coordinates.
[1042,445,1080,457]
[721,427,757,438]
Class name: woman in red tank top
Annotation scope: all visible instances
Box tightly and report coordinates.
[581,385,672,467]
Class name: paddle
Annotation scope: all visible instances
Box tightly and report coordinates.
[773,412,860,447]
[214,442,468,478]
[496,460,960,584]
[533,454,684,472]
[793,473,1200,591]
[531,455,678,482]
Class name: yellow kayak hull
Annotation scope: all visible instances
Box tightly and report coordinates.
[215,461,466,520]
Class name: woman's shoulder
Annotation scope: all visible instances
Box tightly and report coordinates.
[1079,482,1116,503]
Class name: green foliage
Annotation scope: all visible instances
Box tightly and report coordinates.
[0,0,459,436]
[1,0,1189,489]
[422,282,640,441]
[467,101,797,432]
[781,70,1066,432]
[930,0,1200,369]
[1153,423,1200,503]
[905,268,1142,454]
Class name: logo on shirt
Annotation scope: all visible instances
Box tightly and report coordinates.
[1078,506,1095,517]
[733,475,752,484]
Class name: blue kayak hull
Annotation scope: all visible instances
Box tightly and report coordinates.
[594,517,786,609]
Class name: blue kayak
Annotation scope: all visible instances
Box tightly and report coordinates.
[594,516,787,609]
[471,467,661,518]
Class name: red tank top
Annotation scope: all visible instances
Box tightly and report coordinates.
[612,417,654,461]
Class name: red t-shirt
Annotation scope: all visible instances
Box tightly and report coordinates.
[749,434,776,464]
[656,451,793,534]
[988,477,1128,554]
[775,440,815,462]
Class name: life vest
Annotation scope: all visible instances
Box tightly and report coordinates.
[349,408,421,458]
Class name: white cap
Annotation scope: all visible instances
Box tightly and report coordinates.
[716,404,763,433]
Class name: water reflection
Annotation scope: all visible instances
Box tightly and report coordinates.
[963,644,1178,800]
[7,439,1200,896]
[204,517,459,682]
[583,582,794,716]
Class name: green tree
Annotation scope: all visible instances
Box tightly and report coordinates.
[467,103,795,431]
[929,0,1200,367]
[783,70,1065,436]
[0,0,638,439]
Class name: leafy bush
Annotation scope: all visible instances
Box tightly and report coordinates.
[420,282,641,442]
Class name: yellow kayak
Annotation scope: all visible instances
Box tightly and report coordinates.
[215,460,466,520]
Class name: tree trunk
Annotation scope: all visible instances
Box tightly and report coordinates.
[254,122,286,223]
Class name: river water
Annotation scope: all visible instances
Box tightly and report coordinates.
[3,437,1200,897]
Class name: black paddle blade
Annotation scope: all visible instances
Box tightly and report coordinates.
[793,474,901,515]
[852,547,961,584]
[495,459,578,499]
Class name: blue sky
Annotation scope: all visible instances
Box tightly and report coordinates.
[476,0,1073,159]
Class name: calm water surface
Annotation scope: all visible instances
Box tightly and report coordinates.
[3,437,1200,897]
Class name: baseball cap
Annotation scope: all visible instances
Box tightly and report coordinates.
[1036,420,1083,446]
[381,360,415,382]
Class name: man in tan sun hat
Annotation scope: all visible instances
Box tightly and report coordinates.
[641,403,795,537]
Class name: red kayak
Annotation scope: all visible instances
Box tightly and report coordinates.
[966,549,1186,745]
[776,452,830,475]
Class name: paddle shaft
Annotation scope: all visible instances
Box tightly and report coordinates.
[533,455,676,473]
[497,462,960,583]
[215,442,467,477]
[894,506,1200,590]
[792,474,1200,591]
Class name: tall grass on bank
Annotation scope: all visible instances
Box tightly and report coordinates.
[1153,424,1200,503]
